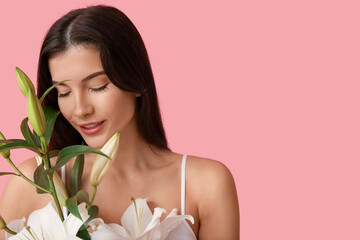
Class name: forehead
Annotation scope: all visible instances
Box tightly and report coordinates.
[49,45,104,82]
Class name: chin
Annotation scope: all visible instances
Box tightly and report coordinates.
[81,137,105,150]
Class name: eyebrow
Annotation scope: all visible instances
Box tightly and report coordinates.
[52,71,106,85]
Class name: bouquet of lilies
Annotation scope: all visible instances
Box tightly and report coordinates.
[0,68,193,240]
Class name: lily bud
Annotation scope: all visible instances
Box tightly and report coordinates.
[35,155,69,206]
[0,215,6,230]
[34,155,43,166]
[27,90,46,137]
[90,133,120,187]
[15,67,35,97]
[0,131,10,159]
[52,172,69,206]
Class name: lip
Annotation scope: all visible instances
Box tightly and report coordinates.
[78,121,105,135]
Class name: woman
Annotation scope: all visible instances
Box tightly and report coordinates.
[0,5,239,239]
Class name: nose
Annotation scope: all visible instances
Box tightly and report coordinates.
[73,92,94,118]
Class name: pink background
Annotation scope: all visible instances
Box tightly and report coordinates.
[0,0,359,239]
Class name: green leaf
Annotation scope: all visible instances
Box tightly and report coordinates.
[40,80,70,103]
[33,130,41,149]
[49,150,60,158]
[86,205,99,220]
[65,195,82,219]
[76,228,91,240]
[70,154,84,196]
[0,141,40,154]
[79,205,99,232]
[43,106,60,145]
[34,163,51,194]
[87,205,99,220]
[49,145,110,172]
[0,139,27,144]
[0,172,20,176]
[76,190,89,205]
[20,117,39,148]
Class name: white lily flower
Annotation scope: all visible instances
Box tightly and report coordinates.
[89,198,194,240]
[90,132,120,187]
[6,202,89,240]
[5,218,25,240]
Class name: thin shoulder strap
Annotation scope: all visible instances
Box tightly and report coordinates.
[181,154,187,215]
[61,165,66,184]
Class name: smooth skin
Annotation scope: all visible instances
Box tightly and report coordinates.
[0,45,239,239]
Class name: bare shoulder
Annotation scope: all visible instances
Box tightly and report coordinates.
[186,155,234,174]
[1,157,38,197]
[0,157,51,225]
[13,156,38,175]
[186,155,237,195]
[186,155,239,239]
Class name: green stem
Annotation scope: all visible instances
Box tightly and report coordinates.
[88,186,97,209]
[5,157,50,193]
[4,226,17,235]
[40,137,50,169]
[40,136,64,221]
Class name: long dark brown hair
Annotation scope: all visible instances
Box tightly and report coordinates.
[37,5,168,151]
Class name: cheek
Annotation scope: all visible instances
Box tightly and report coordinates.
[105,93,136,119]
[58,100,72,120]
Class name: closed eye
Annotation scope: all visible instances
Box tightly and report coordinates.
[58,91,70,98]
[57,83,109,98]
[90,83,109,92]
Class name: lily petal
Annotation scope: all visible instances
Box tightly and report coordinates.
[165,208,194,224]
[142,207,166,234]
[78,202,90,222]
[8,227,37,240]
[138,222,162,240]
[65,236,83,240]
[121,198,152,238]
[107,223,129,239]
[90,222,128,240]
[159,209,194,239]
[88,218,105,232]
[8,202,87,240]
[26,202,67,240]
[5,218,25,239]
[63,203,88,236]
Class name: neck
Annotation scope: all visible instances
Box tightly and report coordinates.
[84,116,170,175]
[109,118,170,173]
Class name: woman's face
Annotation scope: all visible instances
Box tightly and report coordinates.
[49,45,139,149]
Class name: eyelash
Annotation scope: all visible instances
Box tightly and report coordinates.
[57,83,110,98]
[90,83,109,92]
[58,92,70,98]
